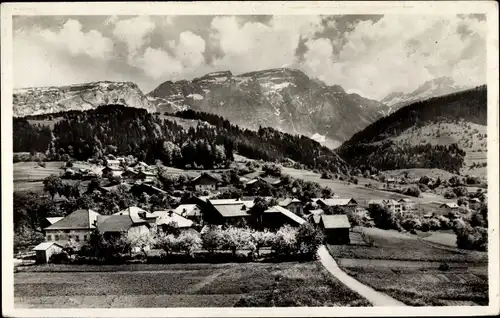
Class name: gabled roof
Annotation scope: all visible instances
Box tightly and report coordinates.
[191,174,219,184]
[130,183,167,194]
[153,211,194,228]
[208,199,254,218]
[33,242,64,251]
[398,198,413,203]
[278,198,302,207]
[114,206,157,222]
[309,209,325,215]
[46,217,64,225]
[97,214,149,233]
[321,214,351,229]
[469,198,481,203]
[173,204,201,217]
[45,209,100,230]
[317,198,357,206]
[208,199,255,207]
[265,206,306,225]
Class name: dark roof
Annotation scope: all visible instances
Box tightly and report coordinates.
[191,174,219,184]
[45,209,100,230]
[97,215,149,233]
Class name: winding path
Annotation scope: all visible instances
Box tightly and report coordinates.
[317,245,406,307]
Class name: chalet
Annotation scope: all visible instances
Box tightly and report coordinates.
[97,214,153,252]
[203,199,255,225]
[439,202,460,213]
[44,209,100,243]
[134,171,157,184]
[398,198,416,212]
[129,183,167,197]
[114,206,157,225]
[173,204,202,221]
[152,210,194,233]
[121,168,139,179]
[319,214,351,245]
[32,242,64,264]
[316,198,358,211]
[368,199,402,213]
[102,166,123,178]
[262,206,306,230]
[278,198,304,215]
[191,174,219,192]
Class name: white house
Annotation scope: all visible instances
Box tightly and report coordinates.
[44,209,101,243]
[191,174,219,192]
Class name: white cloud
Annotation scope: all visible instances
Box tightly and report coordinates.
[38,19,114,60]
[133,47,183,80]
[113,16,155,58]
[300,15,487,100]
[169,31,206,67]
[210,16,323,73]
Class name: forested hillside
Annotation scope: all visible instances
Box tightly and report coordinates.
[338,86,486,174]
[13,105,349,174]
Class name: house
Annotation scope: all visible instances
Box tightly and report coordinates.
[319,214,351,245]
[398,198,416,212]
[278,198,304,215]
[260,176,282,186]
[153,210,194,233]
[44,209,101,243]
[40,216,64,230]
[97,182,132,194]
[439,202,460,213]
[114,206,157,225]
[368,199,402,213]
[121,168,138,179]
[134,171,157,184]
[316,198,358,212]
[129,183,167,197]
[386,178,396,184]
[307,209,325,225]
[262,206,306,230]
[102,166,123,178]
[191,174,219,192]
[203,199,255,225]
[130,161,149,170]
[32,242,64,264]
[97,214,153,251]
[173,204,202,221]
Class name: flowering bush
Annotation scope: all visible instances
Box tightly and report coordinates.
[271,225,299,256]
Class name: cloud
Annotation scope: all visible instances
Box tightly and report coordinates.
[113,16,155,58]
[38,19,114,60]
[133,47,183,80]
[210,16,324,73]
[169,31,206,67]
[300,15,487,100]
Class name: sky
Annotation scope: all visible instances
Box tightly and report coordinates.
[13,14,486,100]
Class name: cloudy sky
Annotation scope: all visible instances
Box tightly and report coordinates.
[13,14,486,100]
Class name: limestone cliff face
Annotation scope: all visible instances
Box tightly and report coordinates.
[13,81,155,117]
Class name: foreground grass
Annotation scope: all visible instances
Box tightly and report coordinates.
[328,227,487,263]
[15,262,370,307]
[341,265,488,306]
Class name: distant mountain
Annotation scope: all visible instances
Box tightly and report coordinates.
[13,81,154,117]
[381,77,469,113]
[338,86,487,175]
[148,68,387,147]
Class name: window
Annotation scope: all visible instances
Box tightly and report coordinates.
[75,235,80,242]
[83,235,87,241]
[47,235,52,241]
[68,235,72,239]
[55,235,59,241]
[64,230,70,233]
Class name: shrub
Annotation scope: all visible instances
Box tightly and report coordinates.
[404,186,421,197]
[453,186,468,197]
[443,188,457,199]
[49,251,70,264]
[419,176,430,184]
[271,225,299,256]
[262,163,282,177]
[296,223,324,258]
[66,160,74,168]
[438,263,450,271]
[400,217,422,231]
[250,230,275,257]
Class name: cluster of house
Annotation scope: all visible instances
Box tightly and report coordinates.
[34,193,392,263]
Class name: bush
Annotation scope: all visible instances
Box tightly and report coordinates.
[400,217,422,231]
[438,263,450,271]
[453,186,468,197]
[200,225,224,254]
[443,188,457,199]
[296,223,324,259]
[271,225,299,256]
[251,230,275,257]
[262,163,282,177]
[49,251,70,264]
[453,222,487,251]
[368,204,399,230]
[404,186,421,197]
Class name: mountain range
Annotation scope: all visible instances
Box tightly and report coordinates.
[12,68,475,149]
[381,76,468,113]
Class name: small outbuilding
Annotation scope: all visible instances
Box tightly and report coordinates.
[319,214,351,245]
[33,242,64,264]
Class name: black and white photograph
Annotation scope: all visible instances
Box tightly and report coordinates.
[2,1,499,317]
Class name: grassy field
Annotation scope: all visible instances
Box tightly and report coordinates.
[329,227,488,306]
[14,262,370,308]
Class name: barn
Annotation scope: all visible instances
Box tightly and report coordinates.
[33,242,64,264]
[319,214,351,245]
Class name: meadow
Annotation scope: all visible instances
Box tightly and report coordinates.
[15,261,370,308]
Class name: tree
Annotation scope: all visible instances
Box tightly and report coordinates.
[368,204,399,230]
[250,230,275,257]
[271,225,299,256]
[175,231,202,257]
[249,197,268,229]
[127,231,156,258]
[321,187,333,199]
[43,174,63,200]
[200,225,224,254]
[404,186,421,197]
[296,223,324,258]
